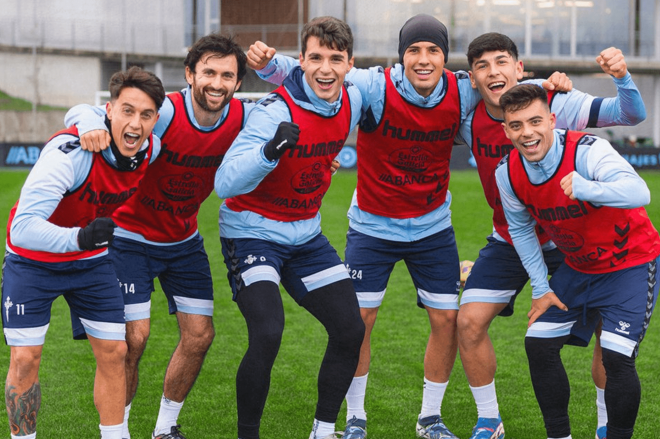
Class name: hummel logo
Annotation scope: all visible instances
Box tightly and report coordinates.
[244,255,257,265]
[614,223,630,236]
[615,320,631,335]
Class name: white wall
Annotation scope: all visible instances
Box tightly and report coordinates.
[0,52,101,107]
[0,0,187,57]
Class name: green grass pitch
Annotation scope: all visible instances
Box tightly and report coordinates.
[0,168,659,438]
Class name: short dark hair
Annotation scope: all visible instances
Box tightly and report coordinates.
[499,83,548,115]
[467,32,519,68]
[301,16,353,59]
[184,33,248,81]
[108,66,165,109]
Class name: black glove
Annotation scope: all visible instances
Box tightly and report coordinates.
[77,217,116,251]
[263,122,300,161]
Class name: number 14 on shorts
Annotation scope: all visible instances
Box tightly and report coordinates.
[120,282,136,294]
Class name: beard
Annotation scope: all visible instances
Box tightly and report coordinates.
[192,85,233,114]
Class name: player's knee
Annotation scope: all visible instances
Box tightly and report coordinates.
[333,314,365,352]
[10,347,42,378]
[126,320,151,351]
[95,340,128,367]
[456,306,489,341]
[428,308,458,332]
[601,348,636,376]
[359,306,379,328]
[181,322,215,353]
[525,336,564,364]
[249,317,284,354]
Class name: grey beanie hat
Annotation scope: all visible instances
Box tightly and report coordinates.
[398,14,449,64]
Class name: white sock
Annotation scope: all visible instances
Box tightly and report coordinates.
[345,373,368,421]
[596,386,607,428]
[549,436,572,439]
[100,422,123,439]
[122,403,132,439]
[470,380,500,419]
[153,395,184,436]
[419,378,448,419]
[11,433,36,439]
[311,419,335,438]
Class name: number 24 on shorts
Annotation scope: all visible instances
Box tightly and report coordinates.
[345,264,363,280]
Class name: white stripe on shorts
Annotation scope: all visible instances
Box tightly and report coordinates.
[357,289,387,308]
[172,296,214,316]
[419,289,459,310]
[4,324,50,346]
[460,288,516,306]
[242,265,280,286]
[125,300,151,322]
[302,264,350,292]
[526,321,575,338]
[600,330,637,357]
[80,318,125,341]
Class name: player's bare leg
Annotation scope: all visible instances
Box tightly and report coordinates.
[415,307,459,438]
[343,307,377,437]
[355,307,379,376]
[88,335,128,425]
[457,301,522,438]
[6,345,42,437]
[152,312,214,436]
[163,313,214,401]
[424,307,459,382]
[125,319,151,404]
[456,302,508,387]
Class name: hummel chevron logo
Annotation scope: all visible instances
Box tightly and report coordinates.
[612,250,629,260]
[614,223,630,236]
[614,237,628,249]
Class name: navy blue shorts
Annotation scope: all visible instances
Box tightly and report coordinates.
[343,227,460,310]
[2,252,125,345]
[221,233,349,303]
[527,257,659,358]
[111,234,214,321]
[461,236,565,316]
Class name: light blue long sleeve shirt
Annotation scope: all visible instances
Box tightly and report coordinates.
[459,72,647,244]
[214,66,363,245]
[9,130,158,254]
[256,55,482,241]
[495,130,651,298]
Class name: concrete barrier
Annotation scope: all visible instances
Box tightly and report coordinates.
[0,110,67,143]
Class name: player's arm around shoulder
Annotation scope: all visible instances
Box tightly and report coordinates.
[148,134,162,163]
[64,104,110,152]
[214,96,288,199]
[563,137,650,208]
[455,70,482,121]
